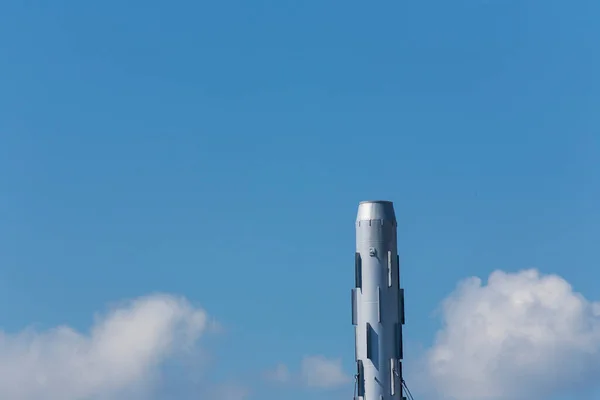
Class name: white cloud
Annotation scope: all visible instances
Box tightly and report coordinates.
[0,294,212,400]
[211,383,251,400]
[426,269,600,400]
[263,363,291,383]
[300,355,350,388]
[265,355,350,389]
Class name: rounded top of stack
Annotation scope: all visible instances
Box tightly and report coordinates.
[356,200,396,223]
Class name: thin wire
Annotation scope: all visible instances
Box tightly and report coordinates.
[402,379,416,400]
[402,381,411,400]
[403,380,415,400]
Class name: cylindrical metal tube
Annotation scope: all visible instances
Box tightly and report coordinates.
[353,201,404,400]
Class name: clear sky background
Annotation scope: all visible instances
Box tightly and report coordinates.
[0,1,599,399]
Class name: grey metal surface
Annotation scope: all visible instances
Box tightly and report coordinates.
[353,200,404,400]
[356,201,397,224]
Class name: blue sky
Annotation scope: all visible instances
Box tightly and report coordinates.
[0,1,599,399]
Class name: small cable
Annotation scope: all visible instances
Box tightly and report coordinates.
[402,379,416,400]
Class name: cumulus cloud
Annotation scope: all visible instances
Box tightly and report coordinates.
[426,269,600,400]
[301,355,350,388]
[211,383,251,400]
[265,355,350,389]
[0,294,212,400]
[263,363,291,383]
